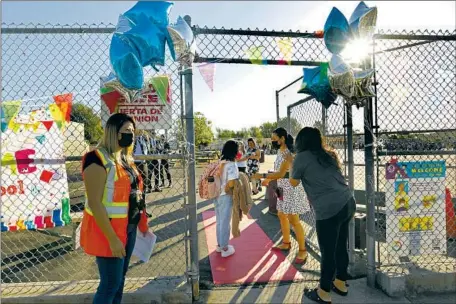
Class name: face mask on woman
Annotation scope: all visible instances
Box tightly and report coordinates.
[119,133,134,147]
[271,140,281,149]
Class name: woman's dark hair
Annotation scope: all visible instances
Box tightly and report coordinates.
[273,127,294,153]
[106,113,136,133]
[295,127,341,169]
[247,137,257,148]
[221,140,239,161]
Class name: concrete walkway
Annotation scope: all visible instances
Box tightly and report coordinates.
[199,278,456,304]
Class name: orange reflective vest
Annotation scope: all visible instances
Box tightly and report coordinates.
[80,148,148,257]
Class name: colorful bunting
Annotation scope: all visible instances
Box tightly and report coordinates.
[36,135,46,144]
[41,121,54,131]
[100,87,121,114]
[198,63,216,92]
[1,101,22,132]
[53,93,73,123]
[277,38,293,65]
[149,75,171,105]
[246,46,265,65]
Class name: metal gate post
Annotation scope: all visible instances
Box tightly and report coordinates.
[276,90,280,123]
[286,106,292,135]
[183,15,200,302]
[346,104,356,266]
[363,71,377,287]
[321,104,327,136]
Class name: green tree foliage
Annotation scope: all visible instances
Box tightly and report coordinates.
[194,112,214,146]
[70,103,103,144]
[216,128,236,139]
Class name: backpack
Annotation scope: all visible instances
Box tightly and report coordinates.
[198,160,223,200]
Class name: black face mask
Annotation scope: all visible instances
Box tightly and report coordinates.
[271,140,280,149]
[119,133,134,147]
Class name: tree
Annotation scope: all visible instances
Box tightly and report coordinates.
[249,127,263,140]
[234,128,251,139]
[194,112,214,146]
[70,103,103,144]
[216,128,236,139]
[260,121,277,138]
[278,117,302,137]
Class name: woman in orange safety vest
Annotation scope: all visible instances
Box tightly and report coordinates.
[80,113,149,304]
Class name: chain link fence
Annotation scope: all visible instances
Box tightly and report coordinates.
[372,30,456,273]
[1,23,192,295]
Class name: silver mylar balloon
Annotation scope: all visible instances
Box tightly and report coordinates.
[344,68,375,107]
[167,16,196,66]
[349,2,378,38]
[328,55,356,99]
[104,79,142,103]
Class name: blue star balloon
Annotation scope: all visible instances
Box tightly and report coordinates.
[298,65,337,108]
[324,7,351,55]
[124,13,166,67]
[349,1,378,38]
[124,1,174,31]
[109,33,144,90]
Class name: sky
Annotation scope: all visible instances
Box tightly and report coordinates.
[2,1,456,132]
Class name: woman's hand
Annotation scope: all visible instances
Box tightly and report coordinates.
[261,179,270,187]
[109,236,126,258]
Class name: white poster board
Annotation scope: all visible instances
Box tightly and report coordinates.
[385,160,447,256]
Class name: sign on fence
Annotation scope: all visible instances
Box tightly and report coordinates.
[101,75,172,130]
[385,160,447,256]
[1,102,71,231]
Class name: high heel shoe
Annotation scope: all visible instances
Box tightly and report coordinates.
[272,242,291,251]
[294,250,308,264]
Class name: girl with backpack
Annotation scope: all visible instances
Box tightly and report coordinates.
[214,140,239,258]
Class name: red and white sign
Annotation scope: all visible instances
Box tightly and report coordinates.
[101,77,173,130]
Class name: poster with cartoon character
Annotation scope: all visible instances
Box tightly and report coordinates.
[1,96,72,231]
[385,160,447,256]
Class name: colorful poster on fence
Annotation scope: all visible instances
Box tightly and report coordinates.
[385,160,447,256]
[100,75,173,130]
[1,101,71,232]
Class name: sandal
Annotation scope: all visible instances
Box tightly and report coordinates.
[304,288,331,304]
[272,242,291,251]
[332,282,348,296]
[294,250,308,265]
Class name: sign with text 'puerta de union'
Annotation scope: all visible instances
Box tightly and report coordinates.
[100,75,172,130]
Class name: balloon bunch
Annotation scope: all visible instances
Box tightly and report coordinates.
[298,63,337,109]
[107,1,196,100]
[324,1,378,107]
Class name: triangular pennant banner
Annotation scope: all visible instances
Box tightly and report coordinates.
[277,38,293,65]
[101,90,121,114]
[198,63,216,92]
[56,121,63,130]
[36,135,46,144]
[41,120,54,131]
[245,46,265,65]
[53,93,73,123]
[149,75,170,105]
[1,100,22,131]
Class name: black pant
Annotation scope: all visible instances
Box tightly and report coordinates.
[135,161,148,191]
[316,198,356,292]
[160,159,172,185]
[238,167,246,173]
[147,160,160,189]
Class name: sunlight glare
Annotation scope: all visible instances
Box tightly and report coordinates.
[341,38,371,64]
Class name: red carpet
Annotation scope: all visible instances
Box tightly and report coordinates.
[202,211,303,285]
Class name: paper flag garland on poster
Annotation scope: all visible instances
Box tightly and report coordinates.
[198,63,216,92]
[246,46,265,65]
[100,87,121,114]
[53,93,73,123]
[1,100,22,132]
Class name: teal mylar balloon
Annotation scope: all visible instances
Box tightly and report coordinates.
[324,7,351,55]
[109,33,144,90]
[298,64,337,108]
[124,1,174,30]
[349,1,378,38]
[123,13,166,67]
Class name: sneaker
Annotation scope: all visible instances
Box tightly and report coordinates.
[216,245,233,253]
[221,245,235,258]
